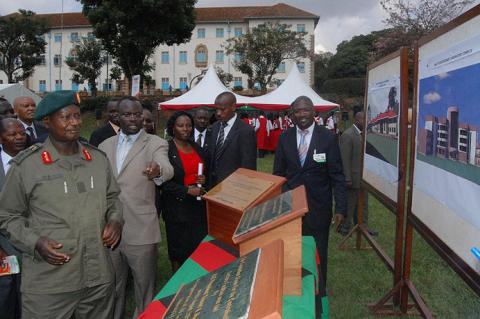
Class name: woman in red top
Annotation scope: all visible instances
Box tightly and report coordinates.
[161,111,208,272]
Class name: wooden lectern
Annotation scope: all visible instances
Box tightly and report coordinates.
[232,186,308,296]
[203,168,286,247]
[161,239,284,319]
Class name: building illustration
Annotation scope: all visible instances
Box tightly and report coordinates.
[418,106,480,166]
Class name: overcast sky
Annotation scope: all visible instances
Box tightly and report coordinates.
[1,0,479,53]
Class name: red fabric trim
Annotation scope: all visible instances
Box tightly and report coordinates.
[190,242,237,272]
[159,103,339,112]
[137,300,167,319]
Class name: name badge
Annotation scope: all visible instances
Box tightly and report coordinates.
[313,150,326,163]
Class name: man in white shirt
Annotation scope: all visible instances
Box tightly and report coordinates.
[193,108,210,149]
[13,96,48,144]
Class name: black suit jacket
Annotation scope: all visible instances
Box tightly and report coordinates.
[25,121,49,145]
[273,124,347,229]
[89,122,117,147]
[161,140,208,223]
[207,117,257,187]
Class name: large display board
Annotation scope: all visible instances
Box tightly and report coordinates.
[411,5,480,293]
[363,52,404,204]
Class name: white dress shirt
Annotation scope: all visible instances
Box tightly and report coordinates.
[219,113,237,142]
[296,122,315,150]
[116,129,142,173]
[194,128,206,147]
[1,150,13,174]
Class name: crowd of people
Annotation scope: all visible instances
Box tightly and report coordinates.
[0,90,375,318]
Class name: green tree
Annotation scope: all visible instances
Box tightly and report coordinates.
[65,37,104,96]
[81,0,196,94]
[109,65,122,91]
[0,10,48,83]
[327,31,386,79]
[225,22,308,92]
[376,0,473,57]
[313,51,333,91]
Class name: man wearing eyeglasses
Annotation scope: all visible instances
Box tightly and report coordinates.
[99,96,173,319]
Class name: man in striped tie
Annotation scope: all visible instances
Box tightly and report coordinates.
[207,92,256,187]
[273,96,347,308]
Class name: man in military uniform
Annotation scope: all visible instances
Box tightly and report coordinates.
[0,90,123,319]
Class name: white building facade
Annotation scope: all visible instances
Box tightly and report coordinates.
[0,3,318,94]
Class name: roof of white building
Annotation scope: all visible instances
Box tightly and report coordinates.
[4,3,318,28]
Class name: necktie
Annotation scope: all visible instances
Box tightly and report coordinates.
[117,135,131,173]
[298,130,308,167]
[196,132,203,147]
[216,122,227,149]
[26,126,36,140]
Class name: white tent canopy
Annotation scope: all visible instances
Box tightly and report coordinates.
[247,64,339,112]
[0,84,42,105]
[159,64,253,110]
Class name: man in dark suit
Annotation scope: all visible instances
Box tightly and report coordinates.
[193,108,211,150]
[89,100,120,146]
[208,92,256,187]
[339,111,378,236]
[0,118,28,319]
[273,96,346,298]
[13,96,48,144]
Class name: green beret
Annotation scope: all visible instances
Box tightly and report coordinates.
[34,90,81,120]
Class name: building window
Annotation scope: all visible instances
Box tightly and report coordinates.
[297,24,306,33]
[70,32,79,42]
[54,33,62,42]
[216,28,224,38]
[179,51,187,64]
[195,44,208,67]
[39,80,46,92]
[161,51,169,64]
[297,62,305,73]
[234,77,242,88]
[161,77,170,91]
[276,62,285,73]
[71,81,79,92]
[87,32,95,39]
[55,80,62,91]
[197,28,205,38]
[0,80,3,84]
[215,50,224,63]
[234,27,243,37]
[54,54,62,66]
[102,82,112,91]
[37,55,46,66]
[179,77,187,90]
[234,52,241,63]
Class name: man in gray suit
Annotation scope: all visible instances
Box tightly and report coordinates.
[99,97,173,319]
[0,118,27,319]
[339,111,378,236]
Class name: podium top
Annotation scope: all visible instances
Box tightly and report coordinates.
[204,168,286,212]
[232,186,308,244]
[162,240,284,319]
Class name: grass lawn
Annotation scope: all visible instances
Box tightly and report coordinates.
[80,113,480,318]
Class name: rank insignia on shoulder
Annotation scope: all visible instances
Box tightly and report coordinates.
[41,151,53,165]
[83,149,92,161]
